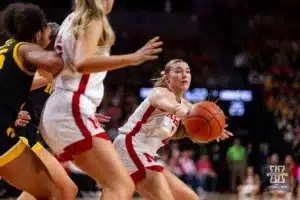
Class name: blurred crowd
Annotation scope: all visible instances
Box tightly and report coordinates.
[235,13,300,146]
[55,138,300,199]
[157,138,299,199]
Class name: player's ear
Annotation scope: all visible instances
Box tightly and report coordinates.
[34,31,42,43]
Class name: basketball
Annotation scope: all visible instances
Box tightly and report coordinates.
[183,101,226,142]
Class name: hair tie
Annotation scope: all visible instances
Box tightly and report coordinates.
[160,71,165,76]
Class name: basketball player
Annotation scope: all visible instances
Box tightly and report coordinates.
[113,59,233,200]
[0,3,64,199]
[15,22,78,200]
[40,0,163,199]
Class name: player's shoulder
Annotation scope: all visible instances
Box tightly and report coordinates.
[0,39,15,50]
[150,87,170,96]
[181,98,192,107]
[148,87,169,100]
[0,39,24,53]
[85,20,103,38]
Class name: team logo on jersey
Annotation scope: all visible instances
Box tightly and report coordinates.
[166,113,180,127]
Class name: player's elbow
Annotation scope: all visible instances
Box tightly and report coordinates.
[76,64,86,74]
[75,58,101,74]
[38,52,64,74]
[47,56,63,75]
[75,59,89,74]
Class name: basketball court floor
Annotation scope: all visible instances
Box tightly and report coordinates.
[1,194,285,200]
[76,194,289,200]
[0,193,292,199]
[79,195,238,200]
[75,194,287,199]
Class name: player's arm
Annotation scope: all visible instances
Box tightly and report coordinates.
[74,20,132,73]
[74,20,162,73]
[169,98,194,140]
[19,43,63,75]
[30,70,53,91]
[148,87,191,119]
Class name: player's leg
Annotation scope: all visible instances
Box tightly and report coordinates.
[0,138,59,199]
[17,143,78,200]
[73,137,135,200]
[17,193,35,200]
[135,169,175,200]
[113,134,174,200]
[163,169,200,200]
[40,92,134,199]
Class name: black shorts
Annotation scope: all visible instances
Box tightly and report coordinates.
[15,123,45,153]
[17,99,47,152]
[0,106,27,167]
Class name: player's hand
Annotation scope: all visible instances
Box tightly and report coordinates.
[95,113,111,127]
[130,37,163,66]
[15,111,31,127]
[216,125,233,142]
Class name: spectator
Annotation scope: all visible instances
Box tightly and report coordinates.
[260,156,271,192]
[284,155,296,197]
[258,143,269,166]
[262,153,281,196]
[270,153,279,166]
[196,154,218,192]
[227,138,247,192]
[166,142,181,175]
[177,150,198,190]
[106,97,122,140]
[170,141,180,158]
[237,166,260,198]
[297,165,300,198]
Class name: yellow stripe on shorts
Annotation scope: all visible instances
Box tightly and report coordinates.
[31,142,43,153]
[0,139,27,167]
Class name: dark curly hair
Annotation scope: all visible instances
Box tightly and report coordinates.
[0,3,48,42]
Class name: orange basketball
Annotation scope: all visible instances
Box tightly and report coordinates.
[183,101,226,142]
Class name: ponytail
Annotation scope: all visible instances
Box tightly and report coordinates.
[153,71,168,88]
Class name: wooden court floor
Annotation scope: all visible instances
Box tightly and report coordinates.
[0,194,290,200]
[1,193,296,199]
[77,194,293,200]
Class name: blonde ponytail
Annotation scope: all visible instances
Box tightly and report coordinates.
[153,71,168,88]
[72,0,115,48]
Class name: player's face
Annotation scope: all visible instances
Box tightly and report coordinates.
[105,0,114,14]
[36,25,51,49]
[168,62,191,92]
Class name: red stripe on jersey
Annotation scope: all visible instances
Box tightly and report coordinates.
[128,106,155,137]
[125,106,159,183]
[57,74,110,161]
